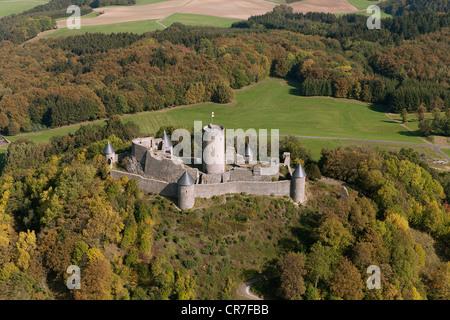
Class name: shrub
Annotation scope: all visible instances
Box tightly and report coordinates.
[183,259,197,269]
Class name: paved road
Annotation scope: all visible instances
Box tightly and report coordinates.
[236,275,264,300]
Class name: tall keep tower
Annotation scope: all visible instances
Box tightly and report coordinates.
[290,163,307,204]
[202,124,225,174]
[177,170,195,210]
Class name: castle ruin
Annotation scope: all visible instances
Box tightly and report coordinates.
[105,124,307,209]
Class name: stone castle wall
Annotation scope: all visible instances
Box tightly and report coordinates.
[131,142,149,167]
[110,170,177,197]
[143,151,199,183]
[194,180,290,199]
[110,170,291,200]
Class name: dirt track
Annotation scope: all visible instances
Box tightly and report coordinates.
[54,0,359,28]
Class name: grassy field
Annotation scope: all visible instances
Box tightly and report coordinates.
[45,20,164,38]
[335,10,392,18]
[118,78,424,143]
[3,77,442,162]
[347,0,382,10]
[46,13,239,38]
[0,0,50,18]
[442,149,450,157]
[337,0,392,18]
[161,13,240,28]
[135,0,169,5]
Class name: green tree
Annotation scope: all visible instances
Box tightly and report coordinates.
[317,214,354,252]
[278,252,307,300]
[401,108,408,123]
[307,242,337,288]
[280,136,312,167]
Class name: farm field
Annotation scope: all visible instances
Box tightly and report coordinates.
[346,0,381,10]
[45,19,164,38]
[135,0,169,5]
[161,13,240,28]
[48,0,361,31]
[0,0,50,18]
[46,13,239,38]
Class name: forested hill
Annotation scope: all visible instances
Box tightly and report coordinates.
[381,0,449,16]
[0,0,135,44]
[0,115,448,300]
[0,7,448,136]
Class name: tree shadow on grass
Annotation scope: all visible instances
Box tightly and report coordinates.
[396,129,425,138]
[287,82,302,96]
[279,209,320,253]
[368,104,389,113]
[380,119,398,124]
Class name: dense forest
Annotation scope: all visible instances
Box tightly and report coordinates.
[0,6,448,136]
[0,0,135,44]
[381,0,449,16]
[0,117,448,299]
[0,0,449,300]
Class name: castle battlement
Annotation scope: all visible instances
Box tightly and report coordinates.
[105,124,307,209]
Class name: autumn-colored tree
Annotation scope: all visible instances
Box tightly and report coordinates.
[0,112,9,132]
[173,270,196,300]
[317,213,354,252]
[15,230,37,271]
[330,257,364,300]
[427,262,450,300]
[83,196,124,247]
[278,252,307,300]
[74,257,113,300]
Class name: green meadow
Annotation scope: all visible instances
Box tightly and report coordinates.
[135,0,169,5]
[0,0,50,18]
[3,78,442,161]
[47,13,239,39]
[161,13,240,28]
[443,149,450,158]
[347,0,382,11]
[120,78,423,143]
[45,20,164,38]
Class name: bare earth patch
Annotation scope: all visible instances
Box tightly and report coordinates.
[289,0,358,13]
[54,0,359,28]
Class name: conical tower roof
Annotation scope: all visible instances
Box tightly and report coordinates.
[177,170,194,186]
[103,141,115,154]
[244,144,253,157]
[161,130,173,148]
[292,163,307,178]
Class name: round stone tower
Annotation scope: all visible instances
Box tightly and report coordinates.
[103,141,116,168]
[244,143,253,164]
[202,124,225,174]
[177,170,195,210]
[291,163,307,203]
